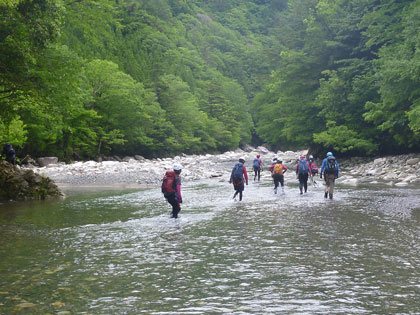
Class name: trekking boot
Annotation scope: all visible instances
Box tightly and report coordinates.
[274,187,277,194]
[329,193,333,200]
[324,192,328,199]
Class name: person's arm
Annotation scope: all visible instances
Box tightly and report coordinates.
[336,161,339,178]
[307,162,312,175]
[243,166,249,184]
[175,177,182,203]
[283,165,288,174]
[320,159,326,178]
[296,162,299,174]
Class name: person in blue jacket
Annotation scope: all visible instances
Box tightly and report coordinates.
[320,152,339,199]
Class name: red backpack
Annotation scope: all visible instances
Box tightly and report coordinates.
[162,170,176,193]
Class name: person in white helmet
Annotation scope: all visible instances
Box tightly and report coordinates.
[161,164,183,218]
[229,157,248,201]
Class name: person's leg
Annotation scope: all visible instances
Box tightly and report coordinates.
[258,169,261,181]
[233,190,238,199]
[327,174,336,199]
[254,168,257,181]
[324,174,328,198]
[273,177,278,194]
[303,173,308,192]
[298,174,304,194]
[167,195,181,218]
[239,191,243,201]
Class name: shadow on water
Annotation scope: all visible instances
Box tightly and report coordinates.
[0,178,419,314]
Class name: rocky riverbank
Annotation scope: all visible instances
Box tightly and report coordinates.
[0,161,63,201]
[26,147,420,188]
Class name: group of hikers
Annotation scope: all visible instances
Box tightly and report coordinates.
[229,152,339,201]
[162,152,339,218]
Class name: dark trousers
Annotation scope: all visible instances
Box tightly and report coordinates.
[273,174,284,188]
[298,173,309,193]
[165,194,181,218]
[253,167,261,181]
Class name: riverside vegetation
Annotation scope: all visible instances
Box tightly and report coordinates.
[1,0,420,162]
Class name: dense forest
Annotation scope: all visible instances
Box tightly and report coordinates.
[1,0,419,160]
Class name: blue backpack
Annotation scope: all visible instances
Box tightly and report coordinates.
[298,158,309,174]
[253,158,260,168]
[232,162,244,182]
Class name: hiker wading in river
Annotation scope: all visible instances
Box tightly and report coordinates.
[230,157,249,201]
[161,164,183,218]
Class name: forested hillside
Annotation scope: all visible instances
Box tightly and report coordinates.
[1,0,419,160]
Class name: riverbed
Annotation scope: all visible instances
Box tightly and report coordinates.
[0,178,419,314]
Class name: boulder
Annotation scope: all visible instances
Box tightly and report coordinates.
[0,161,63,200]
[134,155,145,161]
[374,158,386,165]
[406,158,419,166]
[36,157,58,167]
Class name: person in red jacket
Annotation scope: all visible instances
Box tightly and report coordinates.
[229,157,248,201]
[161,164,182,218]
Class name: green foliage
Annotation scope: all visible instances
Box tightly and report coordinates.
[2,0,420,159]
[313,121,377,154]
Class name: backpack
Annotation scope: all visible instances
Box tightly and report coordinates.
[2,143,16,164]
[232,162,244,184]
[298,158,309,174]
[161,170,176,194]
[325,156,337,173]
[273,163,283,176]
[253,158,260,169]
[310,162,318,174]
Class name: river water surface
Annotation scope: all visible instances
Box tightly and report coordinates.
[0,178,419,314]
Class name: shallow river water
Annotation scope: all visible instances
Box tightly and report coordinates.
[0,178,419,314]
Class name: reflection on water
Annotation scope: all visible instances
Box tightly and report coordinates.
[0,179,419,314]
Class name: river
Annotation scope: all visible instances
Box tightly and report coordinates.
[0,177,419,314]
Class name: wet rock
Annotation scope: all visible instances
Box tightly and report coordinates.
[0,161,63,201]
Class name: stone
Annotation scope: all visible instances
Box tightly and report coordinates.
[36,157,58,167]
[406,158,419,165]
[374,157,386,165]
[134,155,145,161]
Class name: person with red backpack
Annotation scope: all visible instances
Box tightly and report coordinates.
[229,157,248,201]
[161,164,183,218]
[296,155,312,194]
[252,154,263,182]
[308,155,319,187]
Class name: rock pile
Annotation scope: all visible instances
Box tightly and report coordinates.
[29,146,305,186]
[0,161,64,201]
[339,154,420,186]
[27,147,420,188]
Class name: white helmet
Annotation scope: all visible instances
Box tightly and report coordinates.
[173,164,182,171]
[239,157,245,163]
